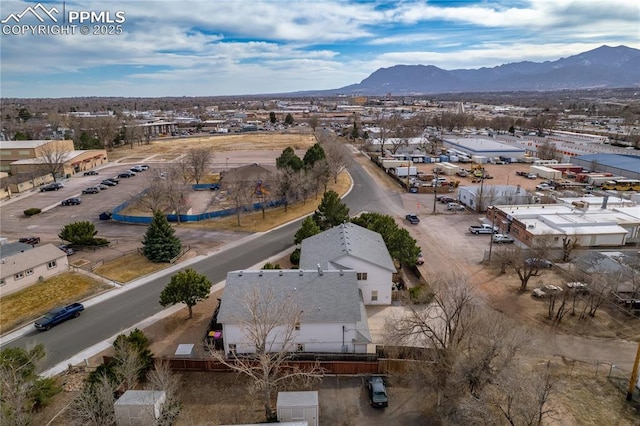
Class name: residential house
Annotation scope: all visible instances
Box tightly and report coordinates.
[217,269,372,356]
[300,223,396,305]
[0,243,69,296]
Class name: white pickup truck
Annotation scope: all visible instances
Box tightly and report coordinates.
[468,224,497,234]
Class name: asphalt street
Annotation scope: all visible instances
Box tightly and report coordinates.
[1,149,402,373]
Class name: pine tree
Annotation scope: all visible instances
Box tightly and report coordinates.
[294,216,321,245]
[312,190,349,230]
[142,211,182,263]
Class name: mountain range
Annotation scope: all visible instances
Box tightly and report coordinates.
[318,45,639,96]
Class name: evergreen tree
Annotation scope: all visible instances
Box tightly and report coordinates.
[276,146,303,171]
[269,111,277,124]
[303,143,326,168]
[142,211,182,263]
[159,268,212,318]
[284,113,294,125]
[294,216,321,245]
[312,190,349,230]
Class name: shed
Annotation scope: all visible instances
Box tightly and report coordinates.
[114,390,166,426]
[277,391,319,426]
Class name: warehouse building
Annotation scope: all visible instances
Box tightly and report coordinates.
[570,153,640,180]
[442,136,526,160]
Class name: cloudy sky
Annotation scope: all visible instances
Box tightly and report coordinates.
[1,0,638,98]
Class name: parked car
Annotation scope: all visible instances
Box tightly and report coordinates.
[96,184,109,190]
[130,165,145,172]
[83,170,99,176]
[100,180,117,187]
[438,196,456,204]
[566,282,589,294]
[542,284,563,293]
[57,244,74,255]
[367,376,389,408]
[82,186,100,194]
[447,202,465,211]
[19,236,40,245]
[469,224,497,234]
[106,177,120,184]
[536,183,553,191]
[61,197,81,205]
[532,288,547,298]
[416,252,425,265]
[525,258,553,269]
[34,303,84,331]
[40,182,63,192]
[118,171,135,178]
[492,234,515,244]
[405,214,420,224]
[526,173,537,179]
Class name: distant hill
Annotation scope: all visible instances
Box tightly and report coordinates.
[320,45,640,96]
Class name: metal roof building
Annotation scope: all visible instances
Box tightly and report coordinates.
[571,154,640,179]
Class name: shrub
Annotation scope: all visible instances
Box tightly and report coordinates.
[24,207,41,216]
[289,248,300,267]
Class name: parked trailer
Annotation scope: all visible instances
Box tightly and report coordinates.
[529,165,562,180]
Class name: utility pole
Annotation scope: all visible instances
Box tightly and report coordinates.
[488,206,496,261]
[432,169,439,214]
[627,340,640,401]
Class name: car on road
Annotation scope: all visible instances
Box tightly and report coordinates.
[40,183,63,192]
[61,197,82,205]
[19,236,40,245]
[525,258,553,269]
[82,186,100,194]
[83,170,99,176]
[447,202,465,211]
[100,179,117,187]
[34,303,84,331]
[118,171,136,178]
[367,376,389,408]
[492,234,515,244]
[405,214,420,224]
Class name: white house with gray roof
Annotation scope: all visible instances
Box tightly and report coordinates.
[0,243,69,296]
[218,269,372,355]
[299,223,396,305]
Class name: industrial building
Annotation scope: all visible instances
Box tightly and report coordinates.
[570,153,640,180]
[442,136,526,161]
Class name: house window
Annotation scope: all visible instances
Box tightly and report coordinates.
[14,272,24,280]
[371,290,378,301]
[25,268,34,276]
[296,344,304,352]
[228,344,236,355]
[357,272,368,281]
[47,260,57,269]
[295,322,300,331]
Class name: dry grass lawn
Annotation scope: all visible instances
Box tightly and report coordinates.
[184,171,352,233]
[93,252,173,283]
[0,272,110,332]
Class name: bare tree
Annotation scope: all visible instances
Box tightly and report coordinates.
[113,340,144,393]
[69,373,117,426]
[322,138,350,183]
[206,287,324,421]
[138,180,168,214]
[187,148,212,184]
[308,158,330,197]
[91,116,120,151]
[274,166,300,212]
[494,238,554,292]
[536,139,562,161]
[146,360,182,426]
[224,177,259,226]
[38,140,72,181]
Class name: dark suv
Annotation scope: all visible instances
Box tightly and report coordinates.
[367,376,388,408]
[405,214,420,224]
[40,183,63,192]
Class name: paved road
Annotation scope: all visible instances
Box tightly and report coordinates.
[1,147,403,372]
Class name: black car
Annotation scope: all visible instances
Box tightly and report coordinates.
[367,376,388,408]
[61,197,82,205]
[83,170,99,176]
[57,244,74,255]
[101,180,117,187]
[405,214,420,224]
[40,183,62,192]
[118,171,136,178]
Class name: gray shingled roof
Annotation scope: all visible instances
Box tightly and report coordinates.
[299,223,396,272]
[218,269,361,324]
[1,244,67,278]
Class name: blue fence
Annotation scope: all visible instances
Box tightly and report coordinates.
[111,188,283,224]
